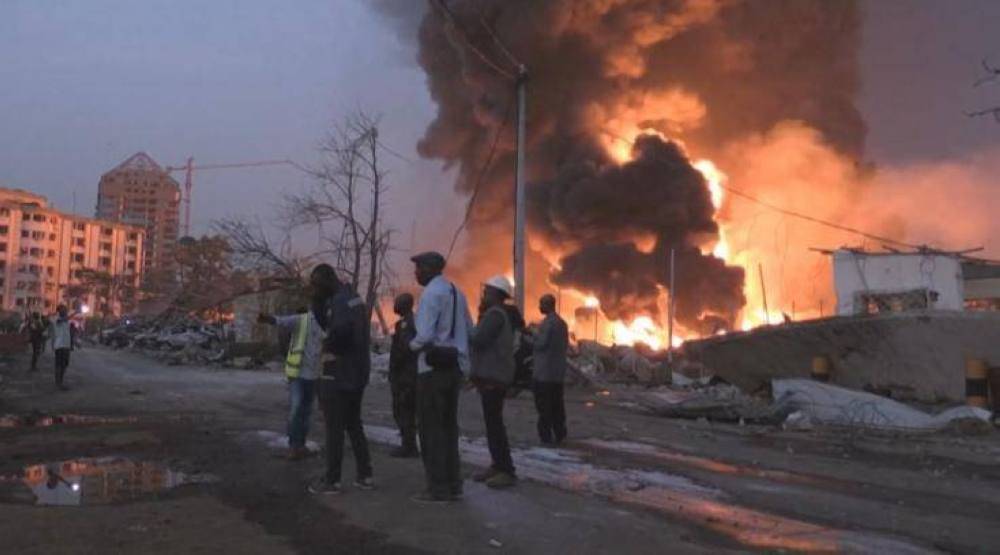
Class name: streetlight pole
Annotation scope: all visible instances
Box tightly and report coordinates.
[513,65,528,313]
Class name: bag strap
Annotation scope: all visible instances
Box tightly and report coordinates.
[449,284,457,340]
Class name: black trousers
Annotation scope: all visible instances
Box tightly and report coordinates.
[30,340,44,370]
[417,368,462,497]
[54,348,70,386]
[320,385,372,483]
[479,385,515,475]
[390,377,418,449]
[533,381,567,444]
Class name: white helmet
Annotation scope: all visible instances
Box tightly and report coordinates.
[483,275,514,299]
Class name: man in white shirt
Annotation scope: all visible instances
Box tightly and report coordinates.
[50,304,75,391]
[408,251,473,503]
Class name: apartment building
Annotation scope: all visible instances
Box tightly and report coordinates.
[95,152,180,276]
[0,187,144,315]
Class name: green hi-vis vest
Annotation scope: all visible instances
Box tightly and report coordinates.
[284,314,310,379]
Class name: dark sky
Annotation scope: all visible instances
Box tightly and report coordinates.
[1,0,999,245]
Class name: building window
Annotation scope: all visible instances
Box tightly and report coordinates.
[49,217,56,224]
[0,208,9,216]
[29,248,41,257]
[73,254,84,263]
[31,231,45,240]
[100,242,111,252]
[20,230,28,238]
[15,298,22,307]
[0,226,7,236]
[46,267,53,277]
[73,222,85,231]
[21,213,29,221]
[32,214,45,222]
[127,246,137,255]
[128,232,138,241]
[127,261,136,270]
[48,233,56,241]
[99,256,111,267]
[74,238,85,247]
[101,227,113,236]
[0,243,6,252]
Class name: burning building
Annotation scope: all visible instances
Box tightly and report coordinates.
[376,0,884,347]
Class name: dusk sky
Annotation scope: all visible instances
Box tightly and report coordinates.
[2,0,1000,247]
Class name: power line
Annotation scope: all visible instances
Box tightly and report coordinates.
[446,97,515,259]
[430,0,518,81]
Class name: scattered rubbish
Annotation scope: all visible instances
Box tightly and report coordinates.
[625,384,780,423]
[489,539,503,549]
[0,457,216,506]
[245,430,321,453]
[0,412,139,429]
[772,379,993,432]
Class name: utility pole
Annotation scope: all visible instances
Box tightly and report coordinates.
[183,157,194,238]
[759,263,770,325]
[668,248,676,362]
[513,65,528,313]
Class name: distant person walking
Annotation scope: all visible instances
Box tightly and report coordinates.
[259,304,324,461]
[469,275,517,489]
[389,293,420,458]
[22,312,49,372]
[408,251,473,503]
[309,264,374,495]
[532,294,569,445]
[50,305,75,391]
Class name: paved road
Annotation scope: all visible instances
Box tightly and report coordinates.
[2,346,999,553]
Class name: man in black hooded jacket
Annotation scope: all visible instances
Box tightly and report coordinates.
[308,264,374,495]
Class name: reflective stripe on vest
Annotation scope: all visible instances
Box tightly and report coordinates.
[284,314,310,378]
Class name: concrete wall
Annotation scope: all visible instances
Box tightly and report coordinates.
[685,310,1000,403]
[832,251,964,315]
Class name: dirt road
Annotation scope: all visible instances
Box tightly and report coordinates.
[1,346,998,553]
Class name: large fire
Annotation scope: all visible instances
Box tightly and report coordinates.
[558,137,788,350]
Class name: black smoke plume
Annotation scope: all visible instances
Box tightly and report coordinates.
[372,0,864,329]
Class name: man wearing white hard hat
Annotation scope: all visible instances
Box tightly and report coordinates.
[468,275,518,489]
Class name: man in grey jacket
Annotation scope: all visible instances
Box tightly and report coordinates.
[469,275,517,489]
[532,294,569,444]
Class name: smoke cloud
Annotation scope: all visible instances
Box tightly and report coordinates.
[373,0,865,330]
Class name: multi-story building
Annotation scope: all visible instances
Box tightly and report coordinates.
[95,152,180,276]
[0,187,145,315]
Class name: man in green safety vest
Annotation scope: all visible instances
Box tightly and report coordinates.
[259,303,325,461]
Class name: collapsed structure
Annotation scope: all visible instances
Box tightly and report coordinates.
[685,248,1000,403]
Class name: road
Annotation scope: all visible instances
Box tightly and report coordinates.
[1,346,999,553]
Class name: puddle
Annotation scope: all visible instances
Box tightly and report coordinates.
[0,413,139,429]
[0,457,216,506]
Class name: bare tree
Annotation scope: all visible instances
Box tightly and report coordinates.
[213,217,309,280]
[967,58,1000,121]
[284,112,395,328]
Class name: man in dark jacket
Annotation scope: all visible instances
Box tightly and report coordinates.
[389,293,419,458]
[23,312,49,372]
[469,275,517,489]
[308,264,374,495]
[532,294,569,444]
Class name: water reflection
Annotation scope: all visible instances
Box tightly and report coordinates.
[0,457,214,506]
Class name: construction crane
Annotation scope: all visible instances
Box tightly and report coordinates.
[164,157,305,237]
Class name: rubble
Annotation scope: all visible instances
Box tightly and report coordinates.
[98,317,264,368]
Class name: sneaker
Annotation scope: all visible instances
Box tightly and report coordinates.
[411,491,452,504]
[308,478,341,495]
[389,446,420,458]
[486,472,517,489]
[354,477,376,491]
[472,467,500,483]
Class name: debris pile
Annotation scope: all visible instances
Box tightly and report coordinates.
[98,317,250,368]
[573,341,670,384]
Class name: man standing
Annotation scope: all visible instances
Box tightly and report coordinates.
[389,293,419,458]
[258,305,323,461]
[532,294,569,445]
[22,312,49,372]
[309,264,374,495]
[50,305,75,391]
[408,251,473,503]
[469,275,517,489]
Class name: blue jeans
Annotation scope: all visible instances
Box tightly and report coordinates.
[287,378,317,449]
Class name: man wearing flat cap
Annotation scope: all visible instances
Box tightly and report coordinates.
[408,251,474,503]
